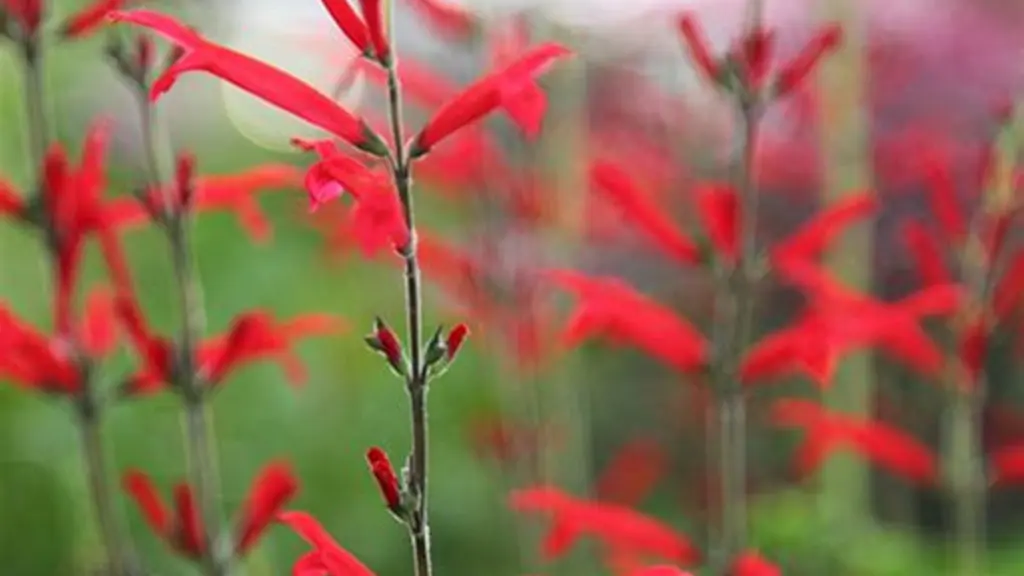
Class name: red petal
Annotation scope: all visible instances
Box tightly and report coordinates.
[991,444,1024,486]
[922,152,968,243]
[550,270,709,372]
[122,470,172,537]
[0,178,25,216]
[590,161,698,265]
[774,24,842,97]
[173,483,205,557]
[404,0,476,41]
[112,10,379,151]
[358,0,389,61]
[772,193,876,264]
[79,286,118,357]
[277,511,376,576]
[993,250,1024,318]
[61,0,125,38]
[320,0,371,55]
[731,550,782,576]
[237,461,299,553]
[594,437,666,506]
[412,43,571,154]
[901,220,952,286]
[676,14,720,81]
[695,183,739,261]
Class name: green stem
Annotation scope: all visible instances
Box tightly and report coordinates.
[385,58,432,576]
[134,87,226,576]
[944,387,985,576]
[21,38,48,176]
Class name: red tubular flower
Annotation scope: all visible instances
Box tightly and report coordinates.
[3,0,42,35]
[630,567,693,576]
[111,10,385,155]
[60,0,128,38]
[277,511,376,576]
[234,461,299,553]
[109,164,303,242]
[993,250,1024,318]
[695,183,739,262]
[922,151,968,245]
[771,399,939,486]
[0,178,24,217]
[773,24,843,97]
[358,0,389,62]
[125,462,296,559]
[410,42,572,156]
[321,0,372,55]
[991,444,1024,486]
[589,160,699,265]
[676,14,721,82]
[122,471,204,558]
[510,486,699,567]
[365,447,402,512]
[731,550,782,576]
[734,27,775,92]
[404,0,476,42]
[549,270,709,373]
[594,437,666,506]
[445,323,469,361]
[770,192,877,265]
[901,220,953,286]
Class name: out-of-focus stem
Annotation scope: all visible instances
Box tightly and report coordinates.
[21,38,48,173]
[77,389,129,576]
[944,385,985,576]
[817,0,874,535]
[134,87,226,576]
[384,55,432,576]
[18,28,135,576]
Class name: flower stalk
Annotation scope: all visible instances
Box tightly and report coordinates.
[383,35,434,576]
[132,82,227,576]
[11,20,134,576]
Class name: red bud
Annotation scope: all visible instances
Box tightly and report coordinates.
[366,447,402,512]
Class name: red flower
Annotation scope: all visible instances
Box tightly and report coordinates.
[731,550,782,576]
[108,164,303,242]
[116,293,342,395]
[366,447,402,512]
[445,323,469,360]
[745,262,960,386]
[510,486,699,567]
[320,0,371,56]
[594,437,666,506]
[676,14,720,82]
[277,511,376,576]
[358,0,389,62]
[549,270,709,373]
[630,567,693,576]
[991,444,1024,486]
[123,461,297,558]
[771,399,939,486]
[110,10,385,154]
[993,250,1024,318]
[404,0,476,42]
[589,160,699,265]
[695,183,739,262]
[773,24,843,97]
[0,287,118,395]
[410,42,572,156]
[921,150,968,245]
[770,192,877,265]
[3,0,42,35]
[60,0,129,38]
[901,220,953,286]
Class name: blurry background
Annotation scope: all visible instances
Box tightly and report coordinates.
[1,0,1024,574]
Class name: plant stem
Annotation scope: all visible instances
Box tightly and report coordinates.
[76,387,129,576]
[384,59,433,576]
[21,38,48,174]
[19,30,135,576]
[945,386,984,576]
[134,88,226,576]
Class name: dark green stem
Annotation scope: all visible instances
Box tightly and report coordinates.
[134,87,226,576]
[385,58,432,576]
[21,38,48,175]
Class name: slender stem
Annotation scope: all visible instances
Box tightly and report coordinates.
[19,29,135,576]
[945,386,984,576]
[77,389,129,576]
[385,58,433,576]
[134,87,226,576]
[21,38,48,174]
